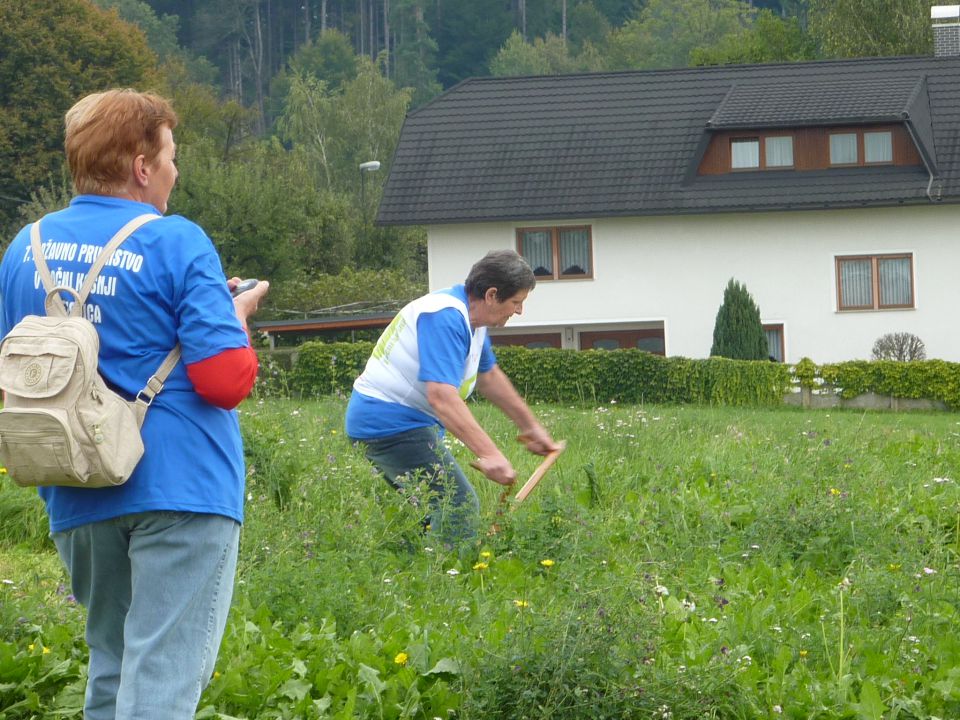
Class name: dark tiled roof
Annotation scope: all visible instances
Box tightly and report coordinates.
[707,77,923,127]
[378,56,960,225]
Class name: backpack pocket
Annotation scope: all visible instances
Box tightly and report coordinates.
[78,390,145,486]
[0,337,80,398]
[0,409,86,487]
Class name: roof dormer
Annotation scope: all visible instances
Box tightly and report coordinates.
[693,76,938,178]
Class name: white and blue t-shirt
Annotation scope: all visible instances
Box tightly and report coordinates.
[346,285,496,439]
[0,195,250,532]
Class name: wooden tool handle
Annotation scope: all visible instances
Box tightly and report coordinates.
[513,440,566,505]
[470,439,567,506]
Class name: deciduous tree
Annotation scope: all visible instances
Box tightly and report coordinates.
[490,30,605,76]
[691,10,816,65]
[606,0,753,70]
[0,0,155,227]
[172,138,354,279]
[808,0,934,58]
[92,0,218,83]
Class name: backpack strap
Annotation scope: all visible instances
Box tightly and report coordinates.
[132,345,182,422]
[75,213,162,308]
[31,214,161,316]
[30,214,183,421]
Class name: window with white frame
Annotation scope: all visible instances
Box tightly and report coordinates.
[731,138,760,169]
[517,226,592,280]
[829,133,859,165]
[836,253,913,311]
[728,135,794,170]
[763,323,784,362]
[864,131,893,163]
[765,136,794,167]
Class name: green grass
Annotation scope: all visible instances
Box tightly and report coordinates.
[4,399,960,718]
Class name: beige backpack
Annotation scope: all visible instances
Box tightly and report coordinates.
[0,214,181,488]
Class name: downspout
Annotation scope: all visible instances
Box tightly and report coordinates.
[925,171,941,202]
[904,121,941,202]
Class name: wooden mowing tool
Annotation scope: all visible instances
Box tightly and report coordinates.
[471,436,567,511]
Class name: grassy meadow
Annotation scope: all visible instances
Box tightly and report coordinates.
[3,398,960,718]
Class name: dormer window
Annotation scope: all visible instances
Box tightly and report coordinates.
[829,129,894,166]
[700,76,934,179]
[765,136,794,167]
[864,131,893,163]
[729,134,794,171]
[700,125,917,175]
[829,133,858,165]
[731,138,759,169]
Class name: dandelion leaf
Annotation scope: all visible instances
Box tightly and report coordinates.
[423,657,461,677]
[853,679,886,720]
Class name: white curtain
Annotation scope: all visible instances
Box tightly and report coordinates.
[830,134,858,164]
[839,258,873,307]
[865,131,892,163]
[764,327,783,361]
[731,139,759,169]
[521,231,553,276]
[558,228,590,275]
[878,257,911,305]
[765,136,793,167]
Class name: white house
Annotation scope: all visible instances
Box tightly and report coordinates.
[377,12,960,363]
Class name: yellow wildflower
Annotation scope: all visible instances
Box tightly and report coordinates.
[473,562,488,571]
[0,467,7,474]
[799,650,808,658]
[888,563,901,571]
[214,671,221,679]
[513,599,529,609]
[42,647,50,654]
[28,644,35,652]
[540,559,555,568]
[480,551,492,559]
[830,488,841,497]
[394,652,408,666]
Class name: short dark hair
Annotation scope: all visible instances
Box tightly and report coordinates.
[464,249,536,300]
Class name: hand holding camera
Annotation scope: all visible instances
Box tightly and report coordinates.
[231,278,259,296]
[228,277,269,327]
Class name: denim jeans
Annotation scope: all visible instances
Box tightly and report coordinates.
[356,425,480,545]
[52,511,240,720]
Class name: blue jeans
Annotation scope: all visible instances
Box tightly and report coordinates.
[356,426,480,545]
[52,512,240,720]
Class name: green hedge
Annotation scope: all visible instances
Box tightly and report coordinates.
[807,358,960,409]
[281,343,792,406]
[287,341,374,397]
[493,346,791,405]
[272,344,960,409]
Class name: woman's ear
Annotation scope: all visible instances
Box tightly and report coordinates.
[132,154,149,187]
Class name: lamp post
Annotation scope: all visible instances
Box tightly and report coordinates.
[359,160,381,211]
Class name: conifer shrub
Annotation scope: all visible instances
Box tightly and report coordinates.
[710,278,769,360]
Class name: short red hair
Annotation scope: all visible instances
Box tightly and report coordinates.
[65,89,178,195]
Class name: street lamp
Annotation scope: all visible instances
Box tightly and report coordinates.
[359,160,381,209]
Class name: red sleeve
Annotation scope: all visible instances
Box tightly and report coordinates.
[185,346,259,409]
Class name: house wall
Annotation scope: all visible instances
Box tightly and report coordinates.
[426,204,960,363]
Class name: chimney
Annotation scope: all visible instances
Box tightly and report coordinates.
[933,5,960,56]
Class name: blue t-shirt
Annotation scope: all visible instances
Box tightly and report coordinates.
[0,195,251,532]
[345,285,496,439]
